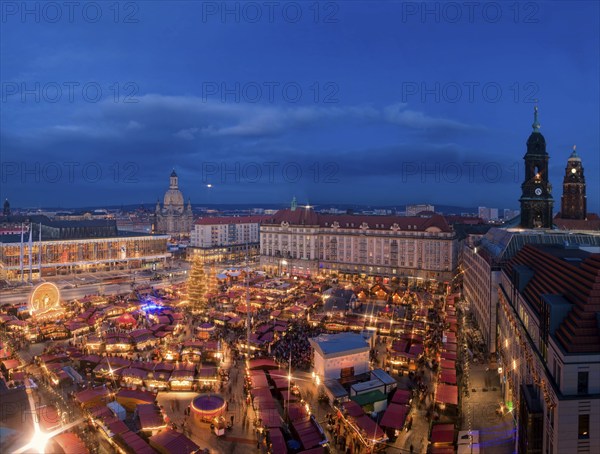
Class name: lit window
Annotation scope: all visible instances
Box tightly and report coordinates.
[578,414,589,439]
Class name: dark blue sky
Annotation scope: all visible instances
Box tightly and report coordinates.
[1,1,598,211]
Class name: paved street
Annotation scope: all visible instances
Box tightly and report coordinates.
[1,265,190,305]
[461,363,516,453]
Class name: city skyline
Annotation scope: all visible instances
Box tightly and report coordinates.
[2,4,599,452]
[2,2,599,211]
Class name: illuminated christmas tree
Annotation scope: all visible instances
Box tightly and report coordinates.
[187,256,208,313]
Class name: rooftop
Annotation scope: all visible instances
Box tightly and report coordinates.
[505,243,600,353]
[350,390,387,406]
[309,332,369,357]
[261,208,452,232]
[370,368,397,385]
[475,227,600,265]
[0,230,166,243]
[194,215,268,225]
[554,213,600,232]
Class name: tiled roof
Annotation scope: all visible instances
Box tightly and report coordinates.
[265,208,320,226]
[505,244,600,353]
[554,213,600,231]
[194,215,267,225]
[261,208,452,232]
[309,332,369,357]
[136,403,165,430]
[149,428,200,454]
[444,215,485,225]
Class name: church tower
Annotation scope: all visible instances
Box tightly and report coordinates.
[169,169,178,189]
[560,146,586,219]
[519,106,554,229]
[154,169,193,235]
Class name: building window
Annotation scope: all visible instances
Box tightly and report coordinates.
[578,414,589,439]
[577,371,588,395]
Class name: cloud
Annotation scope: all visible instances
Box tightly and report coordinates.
[5,94,481,143]
[383,103,481,131]
[126,120,143,130]
[174,127,199,140]
[1,94,497,206]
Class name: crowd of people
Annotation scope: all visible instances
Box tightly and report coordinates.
[271,321,324,370]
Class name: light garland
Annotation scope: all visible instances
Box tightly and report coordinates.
[498,291,556,410]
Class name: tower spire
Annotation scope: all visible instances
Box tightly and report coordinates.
[532,104,540,132]
[570,145,578,158]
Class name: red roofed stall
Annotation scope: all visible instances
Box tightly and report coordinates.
[379,403,409,431]
[430,423,455,446]
[435,384,458,406]
[268,427,288,454]
[48,433,89,454]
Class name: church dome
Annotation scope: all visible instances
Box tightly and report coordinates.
[526,131,546,146]
[164,188,184,207]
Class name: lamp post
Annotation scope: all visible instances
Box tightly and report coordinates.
[280,259,288,277]
[286,349,292,421]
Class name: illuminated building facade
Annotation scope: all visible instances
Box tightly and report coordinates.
[497,244,600,454]
[0,219,169,281]
[188,215,264,264]
[260,205,457,281]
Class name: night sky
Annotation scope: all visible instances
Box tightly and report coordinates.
[1,1,598,211]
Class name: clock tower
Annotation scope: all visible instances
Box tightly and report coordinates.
[560,146,586,219]
[519,106,554,229]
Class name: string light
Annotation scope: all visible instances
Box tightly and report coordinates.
[498,292,556,410]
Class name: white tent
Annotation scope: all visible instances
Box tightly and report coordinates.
[107,401,126,420]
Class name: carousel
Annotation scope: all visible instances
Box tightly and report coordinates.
[190,394,227,421]
[190,393,230,436]
[196,322,216,340]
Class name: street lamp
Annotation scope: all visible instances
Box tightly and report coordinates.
[285,349,292,420]
[20,429,50,454]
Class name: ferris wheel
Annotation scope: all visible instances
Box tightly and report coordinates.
[29,282,61,315]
